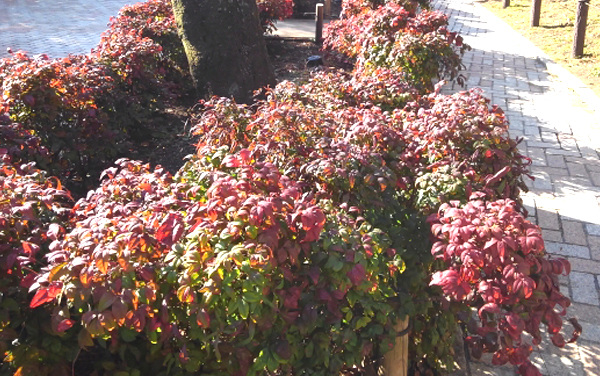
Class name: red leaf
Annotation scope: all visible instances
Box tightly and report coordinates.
[347,264,366,286]
[156,213,180,246]
[518,361,542,376]
[21,241,40,256]
[29,283,62,308]
[57,319,75,333]
[196,308,210,328]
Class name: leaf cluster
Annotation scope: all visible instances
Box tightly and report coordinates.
[430,199,580,375]
[324,0,470,92]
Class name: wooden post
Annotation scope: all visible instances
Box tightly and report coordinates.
[315,4,324,44]
[503,0,510,8]
[382,317,409,376]
[572,0,589,57]
[324,0,332,18]
[531,0,542,26]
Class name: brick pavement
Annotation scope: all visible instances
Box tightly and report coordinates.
[435,0,600,374]
[0,0,130,58]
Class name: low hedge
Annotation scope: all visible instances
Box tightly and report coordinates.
[0,0,578,375]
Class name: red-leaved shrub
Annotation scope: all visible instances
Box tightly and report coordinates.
[430,198,580,375]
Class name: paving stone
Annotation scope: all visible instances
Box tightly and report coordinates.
[542,229,563,242]
[535,347,586,376]
[545,242,590,258]
[547,155,567,169]
[562,221,588,246]
[537,211,561,231]
[580,321,600,343]
[570,272,600,305]
[568,257,600,274]
[587,236,600,261]
[568,302,600,323]
[576,341,600,375]
[431,0,600,373]
[532,171,553,190]
[567,162,590,178]
[587,224,600,236]
[529,147,548,166]
[590,172,600,187]
[537,166,569,178]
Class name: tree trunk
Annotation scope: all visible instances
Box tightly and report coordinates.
[171,0,275,104]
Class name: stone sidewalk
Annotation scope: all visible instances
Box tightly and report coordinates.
[435,0,600,375]
[0,0,130,58]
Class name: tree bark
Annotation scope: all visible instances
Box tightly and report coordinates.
[171,0,275,104]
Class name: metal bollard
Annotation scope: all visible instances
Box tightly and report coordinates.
[531,0,542,26]
[572,0,589,57]
[315,4,324,45]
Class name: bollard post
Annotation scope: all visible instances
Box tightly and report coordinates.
[315,3,324,45]
[503,0,510,8]
[324,0,332,18]
[572,0,589,57]
[382,317,409,376]
[531,0,542,26]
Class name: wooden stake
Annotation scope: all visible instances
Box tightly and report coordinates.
[531,0,542,26]
[572,0,589,57]
[503,0,510,9]
[316,4,324,44]
[382,317,409,376]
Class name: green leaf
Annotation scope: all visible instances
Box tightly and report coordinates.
[97,291,117,311]
[243,291,263,304]
[121,328,137,343]
[78,328,94,348]
[305,341,314,358]
[239,299,249,319]
[355,316,371,330]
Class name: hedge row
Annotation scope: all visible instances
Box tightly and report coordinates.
[0,0,578,375]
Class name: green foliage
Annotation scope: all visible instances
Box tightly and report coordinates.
[324,1,469,92]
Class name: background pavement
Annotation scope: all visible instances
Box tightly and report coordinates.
[435,0,600,374]
[0,0,130,58]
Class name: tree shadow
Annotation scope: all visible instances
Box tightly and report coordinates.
[540,23,574,29]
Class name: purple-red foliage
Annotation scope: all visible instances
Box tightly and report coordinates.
[429,198,580,375]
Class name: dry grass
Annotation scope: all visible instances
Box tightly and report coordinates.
[482,0,600,97]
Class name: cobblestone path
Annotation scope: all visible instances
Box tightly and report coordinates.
[1,0,130,58]
[436,0,600,374]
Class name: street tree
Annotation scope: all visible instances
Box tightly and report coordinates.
[170,0,275,103]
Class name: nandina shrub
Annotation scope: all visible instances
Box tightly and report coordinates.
[0,116,51,172]
[189,92,471,371]
[429,198,581,375]
[293,68,419,111]
[0,52,126,192]
[340,0,430,17]
[257,0,294,33]
[0,151,76,375]
[96,0,190,97]
[28,154,412,375]
[324,2,469,92]
[395,88,532,214]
